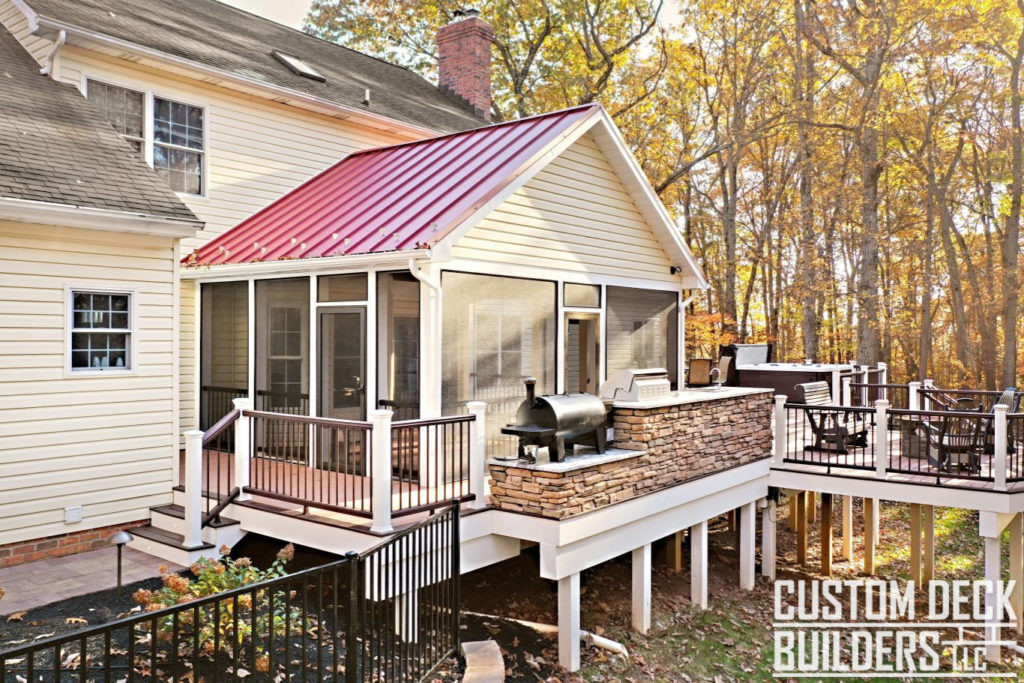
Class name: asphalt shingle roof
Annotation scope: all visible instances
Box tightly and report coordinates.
[0,30,199,222]
[25,0,487,133]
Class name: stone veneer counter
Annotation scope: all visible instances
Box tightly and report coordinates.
[488,388,773,519]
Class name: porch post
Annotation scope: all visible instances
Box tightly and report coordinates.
[985,534,1003,663]
[995,404,1008,491]
[908,381,921,411]
[739,501,755,590]
[773,395,786,464]
[631,543,652,633]
[558,572,581,671]
[690,519,708,609]
[467,401,488,509]
[370,409,394,534]
[874,399,889,479]
[183,429,204,549]
[760,497,776,579]
[233,398,253,502]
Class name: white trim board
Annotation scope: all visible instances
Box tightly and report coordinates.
[0,196,201,237]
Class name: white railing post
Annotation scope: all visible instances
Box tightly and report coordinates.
[860,366,869,406]
[370,409,394,534]
[183,429,204,549]
[831,369,842,405]
[875,399,889,479]
[877,362,888,402]
[995,404,1008,492]
[908,381,921,411]
[773,395,787,464]
[233,398,253,502]
[467,401,488,509]
[842,376,852,407]
[923,379,935,411]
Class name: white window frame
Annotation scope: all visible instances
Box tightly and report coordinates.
[65,286,138,377]
[83,77,208,198]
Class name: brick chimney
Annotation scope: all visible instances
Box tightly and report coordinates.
[437,8,493,120]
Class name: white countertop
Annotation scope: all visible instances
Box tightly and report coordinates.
[611,386,772,409]
[736,363,853,371]
[489,446,646,473]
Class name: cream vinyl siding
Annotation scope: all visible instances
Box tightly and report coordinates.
[452,132,677,284]
[48,46,417,252]
[0,221,179,545]
[179,279,196,438]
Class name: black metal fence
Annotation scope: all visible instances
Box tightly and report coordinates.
[0,506,461,682]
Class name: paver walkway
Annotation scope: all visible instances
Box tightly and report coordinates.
[0,547,180,615]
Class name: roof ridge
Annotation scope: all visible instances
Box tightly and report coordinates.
[348,103,602,158]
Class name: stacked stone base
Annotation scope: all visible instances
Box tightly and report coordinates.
[489,392,772,520]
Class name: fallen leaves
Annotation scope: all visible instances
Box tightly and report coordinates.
[6,611,26,622]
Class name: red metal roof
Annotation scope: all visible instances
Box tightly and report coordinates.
[186,104,599,266]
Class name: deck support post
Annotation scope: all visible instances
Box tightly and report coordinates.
[467,401,488,509]
[788,493,797,532]
[908,381,921,411]
[739,501,755,590]
[690,519,708,609]
[874,399,889,479]
[1011,514,1023,635]
[909,503,922,584]
[795,491,807,565]
[667,530,684,574]
[233,398,253,502]
[841,496,853,561]
[631,543,652,633]
[863,497,877,575]
[760,497,776,579]
[370,409,394,534]
[773,395,786,464]
[820,493,833,577]
[394,588,419,642]
[923,505,935,582]
[808,491,816,524]
[995,404,1009,491]
[183,429,204,549]
[985,535,1003,663]
[558,572,581,671]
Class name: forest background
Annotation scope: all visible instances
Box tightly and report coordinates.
[305,0,1024,389]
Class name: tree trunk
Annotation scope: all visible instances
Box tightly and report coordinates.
[795,0,819,361]
[856,126,882,365]
[1002,14,1024,387]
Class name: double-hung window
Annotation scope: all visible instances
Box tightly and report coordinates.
[70,291,132,372]
[86,79,205,196]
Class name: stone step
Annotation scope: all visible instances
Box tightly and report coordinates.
[460,640,505,682]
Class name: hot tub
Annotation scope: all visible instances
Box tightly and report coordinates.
[733,362,854,399]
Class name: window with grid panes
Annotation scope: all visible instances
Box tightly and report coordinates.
[153,97,204,195]
[86,80,145,155]
[70,291,131,371]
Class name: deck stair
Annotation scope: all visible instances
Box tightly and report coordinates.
[128,501,246,565]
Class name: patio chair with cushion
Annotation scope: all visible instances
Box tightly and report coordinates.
[688,358,713,387]
[794,381,869,454]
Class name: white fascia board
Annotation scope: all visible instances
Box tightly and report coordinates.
[769,467,1024,514]
[35,17,442,139]
[0,196,201,238]
[11,0,39,34]
[488,458,771,549]
[180,249,434,280]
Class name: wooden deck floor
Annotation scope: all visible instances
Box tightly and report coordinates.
[179,450,471,529]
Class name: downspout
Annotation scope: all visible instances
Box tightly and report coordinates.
[39,29,66,77]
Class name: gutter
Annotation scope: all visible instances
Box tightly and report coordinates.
[34,17,453,138]
[0,196,202,238]
[179,249,433,280]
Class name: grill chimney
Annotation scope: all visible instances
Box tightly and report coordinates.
[437,7,493,120]
[524,377,537,405]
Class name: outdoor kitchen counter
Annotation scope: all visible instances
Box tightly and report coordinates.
[488,387,773,519]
